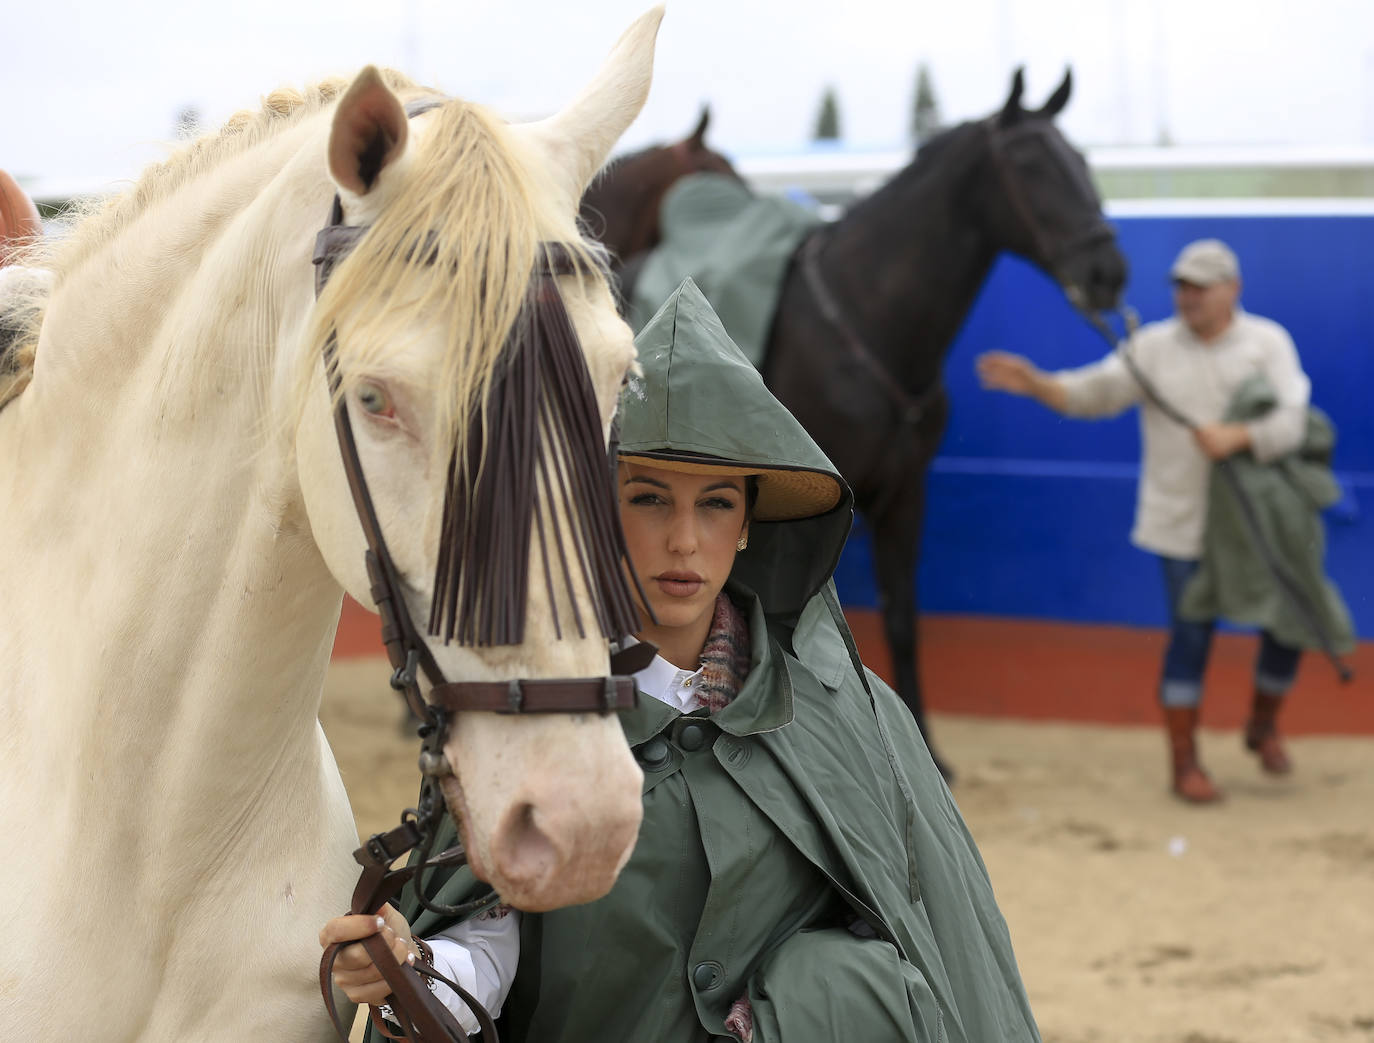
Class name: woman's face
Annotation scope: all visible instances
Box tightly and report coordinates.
[618,462,749,647]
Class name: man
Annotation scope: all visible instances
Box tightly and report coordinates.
[976,238,1313,804]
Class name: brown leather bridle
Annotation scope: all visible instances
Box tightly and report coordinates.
[981,116,1117,287]
[312,99,654,1042]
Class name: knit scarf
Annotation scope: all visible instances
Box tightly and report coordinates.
[696,593,751,713]
[698,594,758,1041]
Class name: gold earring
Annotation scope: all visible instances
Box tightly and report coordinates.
[737,535,748,551]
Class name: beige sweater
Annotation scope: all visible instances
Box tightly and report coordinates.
[1055,310,1310,559]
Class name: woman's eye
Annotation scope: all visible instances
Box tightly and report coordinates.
[701,497,738,511]
[357,381,395,419]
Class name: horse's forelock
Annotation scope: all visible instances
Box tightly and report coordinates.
[303,100,611,471]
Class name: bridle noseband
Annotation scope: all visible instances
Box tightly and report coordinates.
[312,98,654,1043]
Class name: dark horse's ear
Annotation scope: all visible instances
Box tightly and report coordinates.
[1037,68,1073,119]
[687,105,711,150]
[999,67,1026,126]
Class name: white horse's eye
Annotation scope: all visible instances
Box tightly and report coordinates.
[356,381,394,418]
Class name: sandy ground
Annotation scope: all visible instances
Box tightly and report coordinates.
[320,656,1374,1043]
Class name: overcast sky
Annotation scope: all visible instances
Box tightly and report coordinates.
[5,0,1374,194]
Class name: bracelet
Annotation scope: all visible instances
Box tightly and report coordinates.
[413,937,434,964]
[412,937,438,993]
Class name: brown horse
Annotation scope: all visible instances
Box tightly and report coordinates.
[585,70,1127,779]
[579,107,739,295]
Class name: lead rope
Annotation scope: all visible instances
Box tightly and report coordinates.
[1085,307,1353,684]
[319,823,497,1042]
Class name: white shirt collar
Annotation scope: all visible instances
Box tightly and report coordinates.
[633,647,704,714]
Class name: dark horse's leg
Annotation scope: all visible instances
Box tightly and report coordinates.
[858,394,953,782]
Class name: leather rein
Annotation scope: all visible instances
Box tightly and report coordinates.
[311,100,653,1043]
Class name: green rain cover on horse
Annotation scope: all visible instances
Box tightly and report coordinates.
[628,172,822,367]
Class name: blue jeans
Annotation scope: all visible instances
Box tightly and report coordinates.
[1158,556,1302,708]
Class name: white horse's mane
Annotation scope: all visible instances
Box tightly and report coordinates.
[1,71,605,457]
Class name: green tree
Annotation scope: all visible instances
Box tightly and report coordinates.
[910,63,941,145]
[174,105,203,139]
[813,86,841,141]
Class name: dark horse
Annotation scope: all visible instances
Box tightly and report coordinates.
[584,71,1127,778]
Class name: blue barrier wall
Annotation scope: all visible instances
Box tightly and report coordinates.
[831,211,1374,636]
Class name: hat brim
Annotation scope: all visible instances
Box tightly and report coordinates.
[619,452,844,522]
[1169,264,1233,287]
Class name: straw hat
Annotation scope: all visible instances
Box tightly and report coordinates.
[618,449,844,523]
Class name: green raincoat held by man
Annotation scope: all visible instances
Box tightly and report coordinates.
[350,281,1040,1042]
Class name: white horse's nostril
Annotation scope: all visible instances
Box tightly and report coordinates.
[492,801,559,897]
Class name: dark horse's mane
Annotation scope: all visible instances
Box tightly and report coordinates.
[841,120,982,227]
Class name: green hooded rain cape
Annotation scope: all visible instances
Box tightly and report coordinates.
[368,280,1040,1043]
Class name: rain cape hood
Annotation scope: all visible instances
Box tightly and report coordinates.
[621,278,853,621]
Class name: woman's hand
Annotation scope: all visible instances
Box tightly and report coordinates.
[319,904,421,1006]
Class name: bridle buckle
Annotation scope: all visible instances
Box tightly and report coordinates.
[390,648,420,693]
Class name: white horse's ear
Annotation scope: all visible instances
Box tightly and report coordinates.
[524,5,664,209]
[329,66,408,197]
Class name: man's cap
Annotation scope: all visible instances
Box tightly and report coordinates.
[1169,238,1240,286]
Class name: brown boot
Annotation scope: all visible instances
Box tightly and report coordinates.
[1164,707,1223,803]
[1244,690,1293,775]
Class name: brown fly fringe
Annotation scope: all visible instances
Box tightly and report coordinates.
[428,268,641,647]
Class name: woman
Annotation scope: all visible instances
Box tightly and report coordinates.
[322,281,1041,1042]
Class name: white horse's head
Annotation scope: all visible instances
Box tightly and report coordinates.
[294,9,662,911]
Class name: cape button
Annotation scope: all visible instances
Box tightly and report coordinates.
[678,722,709,752]
[638,737,671,770]
[721,739,751,767]
[692,961,723,991]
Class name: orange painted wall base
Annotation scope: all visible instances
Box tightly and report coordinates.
[843,611,1372,736]
[333,599,1371,735]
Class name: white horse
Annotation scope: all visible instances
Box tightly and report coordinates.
[0,8,662,1039]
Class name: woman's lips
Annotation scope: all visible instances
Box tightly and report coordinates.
[655,572,703,598]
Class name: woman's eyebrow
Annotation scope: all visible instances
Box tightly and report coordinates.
[623,475,670,489]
